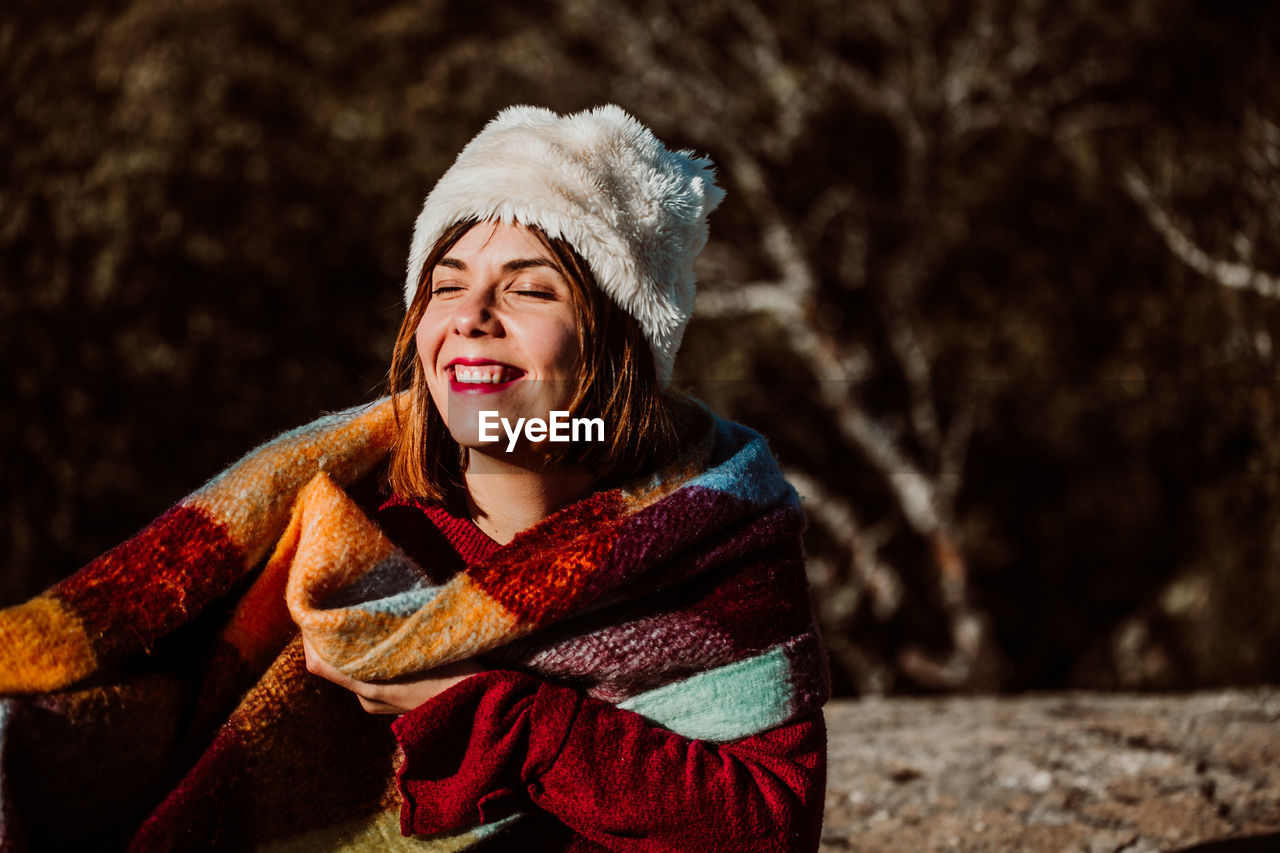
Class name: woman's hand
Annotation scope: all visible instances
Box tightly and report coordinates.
[301,635,485,715]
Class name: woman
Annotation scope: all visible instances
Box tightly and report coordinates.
[0,105,827,852]
[295,106,829,850]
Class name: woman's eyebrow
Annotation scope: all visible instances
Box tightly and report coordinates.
[503,258,557,273]
[433,257,556,273]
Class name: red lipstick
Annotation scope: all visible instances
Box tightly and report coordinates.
[446,358,526,393]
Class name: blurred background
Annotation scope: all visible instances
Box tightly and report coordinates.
[3,0,1279,695]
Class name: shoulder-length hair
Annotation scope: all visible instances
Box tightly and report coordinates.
[386,219,681,503]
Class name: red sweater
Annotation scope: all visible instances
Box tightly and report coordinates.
[375,498,828,853]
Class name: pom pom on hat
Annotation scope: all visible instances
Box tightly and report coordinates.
[405,105,725,387]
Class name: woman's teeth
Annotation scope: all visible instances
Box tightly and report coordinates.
[453,365,517,383]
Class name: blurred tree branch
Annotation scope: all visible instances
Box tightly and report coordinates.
[1123,168,1280,300]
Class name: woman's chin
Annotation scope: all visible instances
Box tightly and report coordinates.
[460,442,554,472]
[447,427,521,456]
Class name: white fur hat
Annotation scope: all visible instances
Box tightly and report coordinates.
[405,105,725,386]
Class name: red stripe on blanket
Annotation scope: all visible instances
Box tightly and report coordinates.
[52,503,246,662]
[468,489,628,624]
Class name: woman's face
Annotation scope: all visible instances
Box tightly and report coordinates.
[416,221,581,455]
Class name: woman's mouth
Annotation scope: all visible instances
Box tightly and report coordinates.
[447,360,526,392]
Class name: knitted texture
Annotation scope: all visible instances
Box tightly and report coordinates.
[388,669,827,851]
[0,396,828,851]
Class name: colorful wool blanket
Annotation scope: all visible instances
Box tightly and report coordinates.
[0,397,828,851]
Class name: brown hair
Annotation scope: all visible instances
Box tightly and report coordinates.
[386,220,680,502]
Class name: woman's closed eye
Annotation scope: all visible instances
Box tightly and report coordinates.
[513,286,559,300]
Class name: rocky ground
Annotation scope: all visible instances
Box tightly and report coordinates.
[821,690,1280,852]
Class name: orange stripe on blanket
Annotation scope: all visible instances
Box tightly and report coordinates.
[222,524,301,675]
[0,595,96,693]
[282,472,518,682]
[337,578,519,682]
[472,534,614,626]
[282,471,399,613]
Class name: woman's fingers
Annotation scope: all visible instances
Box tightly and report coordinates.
[303,637,396,710]
[301,634,354,687]
[356,694,401,715]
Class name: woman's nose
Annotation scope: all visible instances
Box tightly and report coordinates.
[452,289,501,337]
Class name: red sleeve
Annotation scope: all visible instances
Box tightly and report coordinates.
[389,669,826,853]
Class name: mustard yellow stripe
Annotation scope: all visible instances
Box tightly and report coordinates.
[257,807,486,852]
[0,595,97,693]
[188,398,396,567]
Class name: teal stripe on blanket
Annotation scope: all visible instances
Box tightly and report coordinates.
[618,645,794,743]
[472,814,520,839]
[685,423,796,508]
[419,811,522,844]
[350,586,440,617]
[325,551,441,616]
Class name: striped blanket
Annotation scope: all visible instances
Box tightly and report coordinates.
[0,397,828,851]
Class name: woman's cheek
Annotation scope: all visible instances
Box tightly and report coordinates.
[547,316,582,377]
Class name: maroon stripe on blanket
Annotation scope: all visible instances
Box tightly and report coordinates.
[51,503,245,663]
[783,627,833,712]
[2,672,189,851]
[687,536,813,649]
[582,487,806,605]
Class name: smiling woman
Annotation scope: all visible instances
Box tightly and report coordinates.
[386,213,683,522]
[0,105,829,853]
[400,220,593,544]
